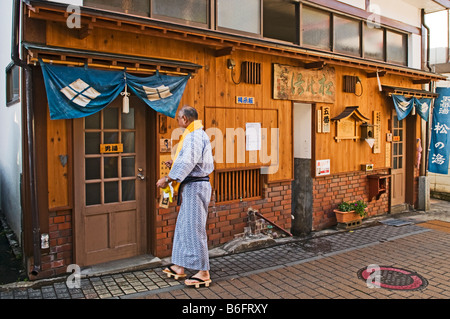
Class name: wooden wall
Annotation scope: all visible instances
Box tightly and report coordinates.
[45,23,294,184]
[44,22,425,203]
[315,66,423,175]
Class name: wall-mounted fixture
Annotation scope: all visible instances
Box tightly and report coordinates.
[331,106,370,142]
[227,59,261,85]
[361,122,375,148]
[360,122,374,140]
[343,75,363,97]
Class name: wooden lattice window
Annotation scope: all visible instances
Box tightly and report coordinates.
[214,167,264,203]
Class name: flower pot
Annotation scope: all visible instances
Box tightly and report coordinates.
[333,209,363,223]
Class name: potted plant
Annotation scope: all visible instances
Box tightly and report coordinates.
[334,199,368,224]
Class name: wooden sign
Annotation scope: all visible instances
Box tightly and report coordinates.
[373,111,381,154]
[273,63,336,103]
[322,106,331,133]
[236,96,255,104]
[385,143,391,167]
[317,109,322,133]
[100,143,123,153]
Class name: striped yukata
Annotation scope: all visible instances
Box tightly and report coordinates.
[168,127,214,271]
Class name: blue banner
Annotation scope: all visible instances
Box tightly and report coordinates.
[40,60,190,119]
[428,87,450,174]
[392,94,432,122]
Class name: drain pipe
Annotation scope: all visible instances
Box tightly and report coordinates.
[422,9,432,72]
[11,0,41,276]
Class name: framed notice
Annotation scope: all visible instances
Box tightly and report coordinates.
[316,159,331,176]
[246,122,261,151]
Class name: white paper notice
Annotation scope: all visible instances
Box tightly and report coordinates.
[246,123,261,151]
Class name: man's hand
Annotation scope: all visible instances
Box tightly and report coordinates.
[164,160,173,169]
[156,176,169,189]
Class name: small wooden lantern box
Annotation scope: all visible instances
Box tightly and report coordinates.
[368,174,390,201]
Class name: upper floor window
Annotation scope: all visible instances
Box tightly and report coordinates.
[217,0,261,35]
[301,5,331,50]
[363,22,385,61]
[152,0,209,26]
[6,62,19,106]
[263,0,297,43]
[334,15,361,56]
[83,0,149,16]
[387,30,408,66]
[82,1,409,67]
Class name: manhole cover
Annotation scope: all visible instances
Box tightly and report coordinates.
[357,266,428,291]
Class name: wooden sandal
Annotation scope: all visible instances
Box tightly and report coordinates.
[184,275,212,288]
[162,265,187,280]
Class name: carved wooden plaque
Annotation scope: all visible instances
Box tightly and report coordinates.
[273,63,336,103]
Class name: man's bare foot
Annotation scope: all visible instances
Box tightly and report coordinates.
[163,264,186,279]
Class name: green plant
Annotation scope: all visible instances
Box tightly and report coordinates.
[337,200,368,217]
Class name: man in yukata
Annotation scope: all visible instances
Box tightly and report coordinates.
[156,105,214,288]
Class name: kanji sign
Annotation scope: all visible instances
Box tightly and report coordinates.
[273,64,336,103]
[100,144,123,154]
[429,87,450,174]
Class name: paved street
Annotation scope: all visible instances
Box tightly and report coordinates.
[1,199,450,306]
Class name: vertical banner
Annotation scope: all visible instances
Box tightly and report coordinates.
[428,87,450,174]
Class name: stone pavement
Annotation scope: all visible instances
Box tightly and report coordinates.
[1,199,450,301]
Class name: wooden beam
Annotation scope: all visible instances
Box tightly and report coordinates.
[412,79,431,84]
[367,70,386,78]
[304,61,326,69]
[215,46,235,57]
[78,24,93,39]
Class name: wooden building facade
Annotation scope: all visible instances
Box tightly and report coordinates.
[12,0,447,279]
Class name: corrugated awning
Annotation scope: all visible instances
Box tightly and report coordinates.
[24,42,203,76]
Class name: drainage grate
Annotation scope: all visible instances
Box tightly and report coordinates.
[357,266,428,291]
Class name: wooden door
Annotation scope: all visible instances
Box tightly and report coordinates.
[391,113,406,207]
[74,97,147,266]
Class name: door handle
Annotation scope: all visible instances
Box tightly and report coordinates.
[137,168,145,180]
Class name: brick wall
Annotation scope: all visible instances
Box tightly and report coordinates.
[34,210,73,279]
[155,181,292,257]
[312,169,390,231]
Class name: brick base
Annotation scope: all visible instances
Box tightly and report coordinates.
[29,210,73,280]
[312,169,390,231]
[32,181,293,278]
[155,181,293,258]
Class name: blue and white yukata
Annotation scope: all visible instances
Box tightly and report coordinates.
[168,128,214,271]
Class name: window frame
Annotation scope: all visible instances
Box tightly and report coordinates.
[386,29,409,66]
[332,13,362,57]
[150,0,212,29]
[5,62,20,106]
[81,0,411,67]
[215,0,263,37]
[263,0,299,45]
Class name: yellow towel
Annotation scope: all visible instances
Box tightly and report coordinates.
[165,120,204,194]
